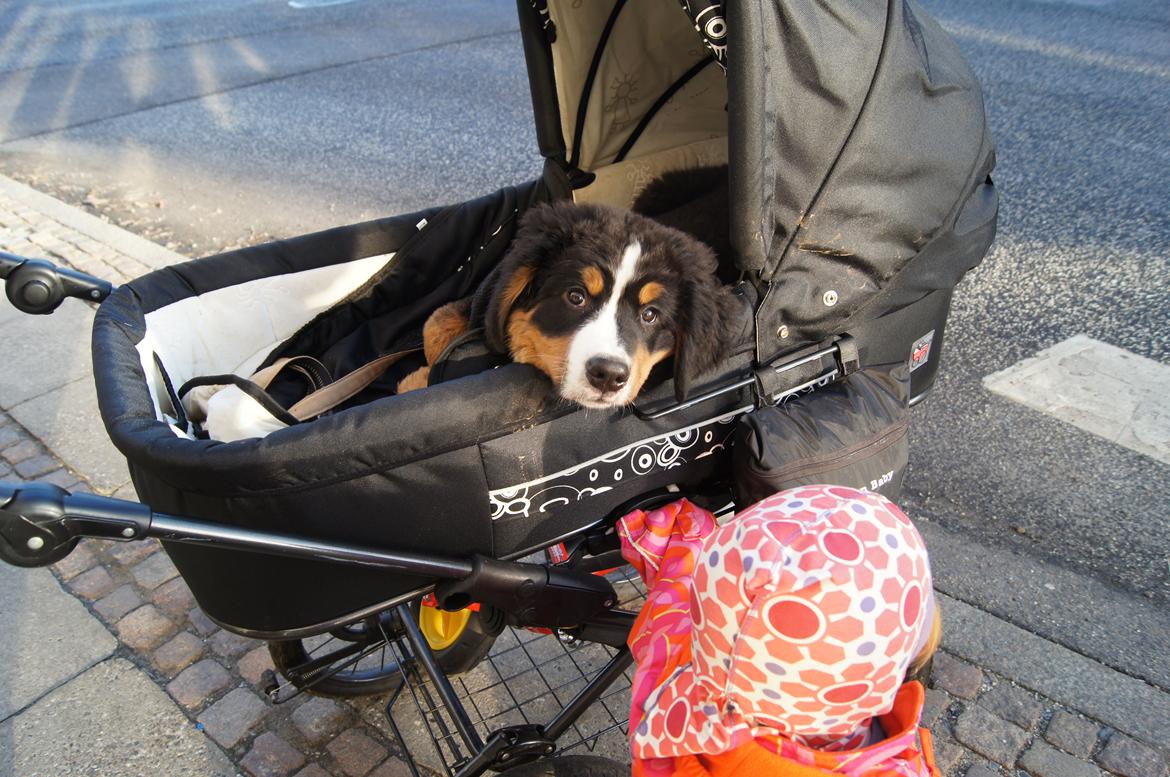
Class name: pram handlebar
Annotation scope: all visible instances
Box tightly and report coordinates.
[0,250,113,314]
[0,482,620,631]
[0,481,475,576]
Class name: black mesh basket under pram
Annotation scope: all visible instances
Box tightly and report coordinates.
[1,1,996,774]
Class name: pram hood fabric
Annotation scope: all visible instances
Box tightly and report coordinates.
[520,0,997,362]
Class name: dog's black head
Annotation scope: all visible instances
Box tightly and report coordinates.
[473,201,736,408]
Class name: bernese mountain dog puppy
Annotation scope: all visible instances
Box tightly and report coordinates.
[398,200,737,408]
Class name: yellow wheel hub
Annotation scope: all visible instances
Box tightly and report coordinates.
[418,605,473,651]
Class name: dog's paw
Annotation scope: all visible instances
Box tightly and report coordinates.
[424,299,472,364]
[396,366,430,394]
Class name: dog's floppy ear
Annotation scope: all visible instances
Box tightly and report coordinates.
[672,238,737,402]
[473,202,576,353]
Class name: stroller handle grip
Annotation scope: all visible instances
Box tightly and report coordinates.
[0,250,113,314]
[0,482,151,567]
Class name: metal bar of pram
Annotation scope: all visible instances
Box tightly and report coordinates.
[770,344,840,375]
[543,646,633,741]
[634,374,755,420]
[149,514,475,580]
[395,603,485,755]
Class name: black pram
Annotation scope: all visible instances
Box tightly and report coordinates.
[0,2,996,774]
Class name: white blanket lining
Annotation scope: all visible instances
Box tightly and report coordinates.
[133,253,394,437]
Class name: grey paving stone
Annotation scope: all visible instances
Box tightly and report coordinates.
[198,687,270,749]
[327,728,388,777]
[368,759,413,777]
[1096,733,1169,777]
[8,375,132,493]
[209,627,257,659]
[238,644,275,685]
[0,561,116,720]
[106,536,160,566]
[168,658,232,709]
[34,466,83,488]
[940,596,1170,747]
[1046,710,1102,758]
[14,453,60,478]
[111,480,139,502]
[979,682,1045,730]
[153,630,207,677]
[116,603,176,650]
[459,656,502,694]
[242,732,306,777]
[66,564,116,600]
[934,652,986,699]
[965,764,1003,777]
[151,575,197,616]
[1,439,40,464]
[492,644,536,678]
[923,687,954,727]
[50,540,97,580]
[131,551,180,590]
[189,606,219,636]
[930,733,967,775]
[0,299,95,408]
[292,696,349,744]
[93,583,144,622]
[1021,739,1104,777]
[0,423,25,449]
[0,658,233,776]
[954,704,1030,767]
[293,766,333,777]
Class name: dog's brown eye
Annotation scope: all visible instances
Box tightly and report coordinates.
[641,307,659,324]
[565,288,587,307]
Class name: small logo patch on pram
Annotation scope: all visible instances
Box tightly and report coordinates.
[909,331,935,372]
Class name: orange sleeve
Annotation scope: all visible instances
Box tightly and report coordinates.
[919,728,943,777]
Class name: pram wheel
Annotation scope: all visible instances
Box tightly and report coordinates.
[268,602,504,698]
[268,611,404,698]
[415,600,506,675]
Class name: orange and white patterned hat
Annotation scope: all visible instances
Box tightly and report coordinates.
[631,485,936,758]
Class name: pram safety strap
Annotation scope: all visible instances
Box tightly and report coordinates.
[179,349,420,442]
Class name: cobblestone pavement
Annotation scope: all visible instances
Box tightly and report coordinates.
[0,179,1166,777]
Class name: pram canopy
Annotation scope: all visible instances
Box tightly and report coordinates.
[519,0,997,361]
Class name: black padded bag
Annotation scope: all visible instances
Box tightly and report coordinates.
[733,366,909,505]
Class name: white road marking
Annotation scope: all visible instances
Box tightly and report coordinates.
[288,0,360,8]
[983,335,1170,466]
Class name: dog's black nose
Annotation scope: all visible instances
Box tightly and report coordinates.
[586,357,630,393]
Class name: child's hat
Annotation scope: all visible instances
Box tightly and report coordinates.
[632,485,936,757]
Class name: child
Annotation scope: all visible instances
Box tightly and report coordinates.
[618,485,941,777]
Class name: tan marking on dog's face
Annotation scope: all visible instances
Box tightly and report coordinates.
[638,282,665,306]
[581,266,605,297]
[498,265,534,334]
[423,302,471,364]
[507,309,571,383]
[627,344,674,401]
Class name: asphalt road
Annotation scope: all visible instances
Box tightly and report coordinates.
[0,0,1167,620]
